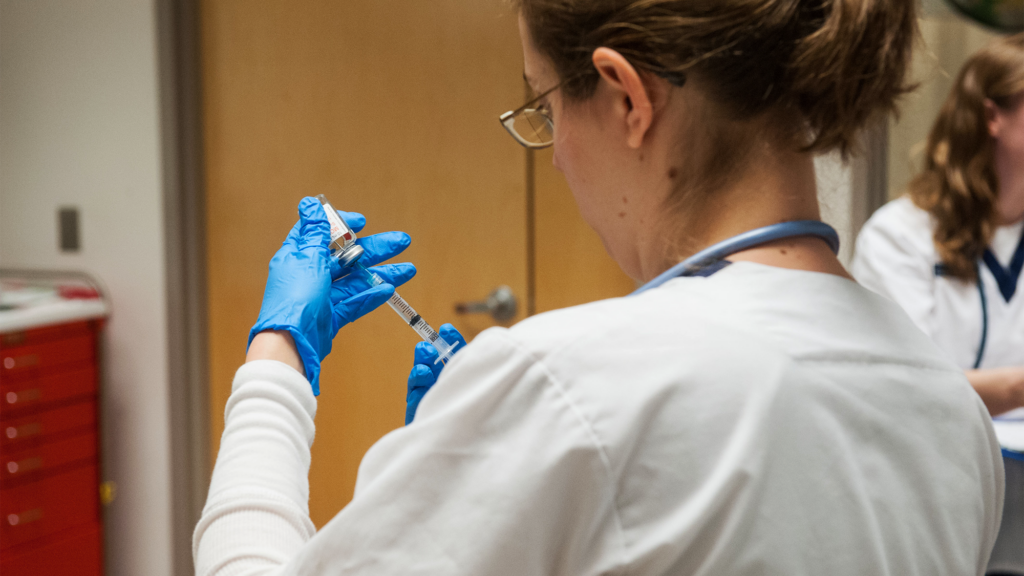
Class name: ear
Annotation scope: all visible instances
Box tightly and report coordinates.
[984,98,1002,139]
[592,48,654,149]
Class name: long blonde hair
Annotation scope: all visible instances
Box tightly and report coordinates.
[909,33,1024,280]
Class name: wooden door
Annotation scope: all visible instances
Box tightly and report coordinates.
[201,0,633,529]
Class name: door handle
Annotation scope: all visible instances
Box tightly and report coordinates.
[454,286,518,322]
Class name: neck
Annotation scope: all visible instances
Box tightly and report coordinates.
[636,144,849,282]
[995,146,1024,225]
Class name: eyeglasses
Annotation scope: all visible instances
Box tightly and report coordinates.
[499,69,684,149]
[498,78,566,149]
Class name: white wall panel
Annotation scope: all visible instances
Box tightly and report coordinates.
[0,1,172,574]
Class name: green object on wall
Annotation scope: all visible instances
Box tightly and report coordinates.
[945,0,1023,32]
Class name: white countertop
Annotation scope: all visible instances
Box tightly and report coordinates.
[0,275,109,333]
[994,408,1024,454]
[0,297,109,333]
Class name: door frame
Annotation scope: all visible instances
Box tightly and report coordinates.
[157,0,209,574]
[852,120,890,235]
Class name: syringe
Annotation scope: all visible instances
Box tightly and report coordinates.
[315,195,456,364]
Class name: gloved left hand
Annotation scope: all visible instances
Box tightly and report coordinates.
[249,197,415,395]
[406,324,467,424]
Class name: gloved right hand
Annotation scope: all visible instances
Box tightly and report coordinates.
[405,324,467,424]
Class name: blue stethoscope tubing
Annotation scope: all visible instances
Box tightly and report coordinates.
[632,220,841,296]
[974,261,988,369]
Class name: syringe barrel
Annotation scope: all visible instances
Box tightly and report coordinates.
[409,315,456,363]
[347,240,454,363]
[356,264,421,325]
[387,292,422,327]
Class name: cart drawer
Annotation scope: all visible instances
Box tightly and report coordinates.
[0,334,96,381]
[0,464,99,550]
[0,321,96,351]
[1,401,96,447]
[1,364,97,417]
[0,521,102,576]
[2,431,97,485]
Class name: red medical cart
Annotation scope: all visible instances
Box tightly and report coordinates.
[0,271,108,575]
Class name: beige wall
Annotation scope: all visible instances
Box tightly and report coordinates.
[888,14,1000,200]
[0,1,173,574]
[816,152,860,266]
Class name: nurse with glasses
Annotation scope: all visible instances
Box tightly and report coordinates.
[195,3,1004,575]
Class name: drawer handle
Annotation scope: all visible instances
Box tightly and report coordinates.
[3,354,39,370]
[100,481,118,505]
[5,388,42,405]
[5,422,42,439]
[7,508,42,526]
[1,332,27,347]
[6,456,42,474]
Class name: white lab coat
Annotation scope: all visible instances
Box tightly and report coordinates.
[195,262,1003,575]
[853,196,1024,373]
[853,196,1024,432]
[853,196,1024,573]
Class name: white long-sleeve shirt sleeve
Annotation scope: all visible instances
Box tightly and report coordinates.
[194,331,625,576]
[851,197,938,336]
[193,360,319,575]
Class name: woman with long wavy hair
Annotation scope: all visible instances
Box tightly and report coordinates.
[855,33,1024,416]
[854,32,1024,574]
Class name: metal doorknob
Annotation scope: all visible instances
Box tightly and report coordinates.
[454,286,518,322]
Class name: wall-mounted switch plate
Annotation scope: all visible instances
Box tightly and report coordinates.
[58,206,80,252]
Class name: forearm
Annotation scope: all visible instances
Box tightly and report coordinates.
[965,367,1024,416]
[193,360,318,576]
[247,330,305,377]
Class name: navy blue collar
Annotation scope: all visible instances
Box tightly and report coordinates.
[982,226,1024,302]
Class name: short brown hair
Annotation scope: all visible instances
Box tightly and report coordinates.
[514,0,917,156]
[909,33,1024,281]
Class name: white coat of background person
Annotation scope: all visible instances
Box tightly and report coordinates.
[195,2,1005,575]
[853,33,1024,574]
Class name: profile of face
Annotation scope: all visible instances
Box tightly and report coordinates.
[987,91,1024,222]
[515,10,846,280]
[517,15,675,280]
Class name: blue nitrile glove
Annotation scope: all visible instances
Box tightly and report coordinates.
[406,324,467,424]
[249,197,416,395]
